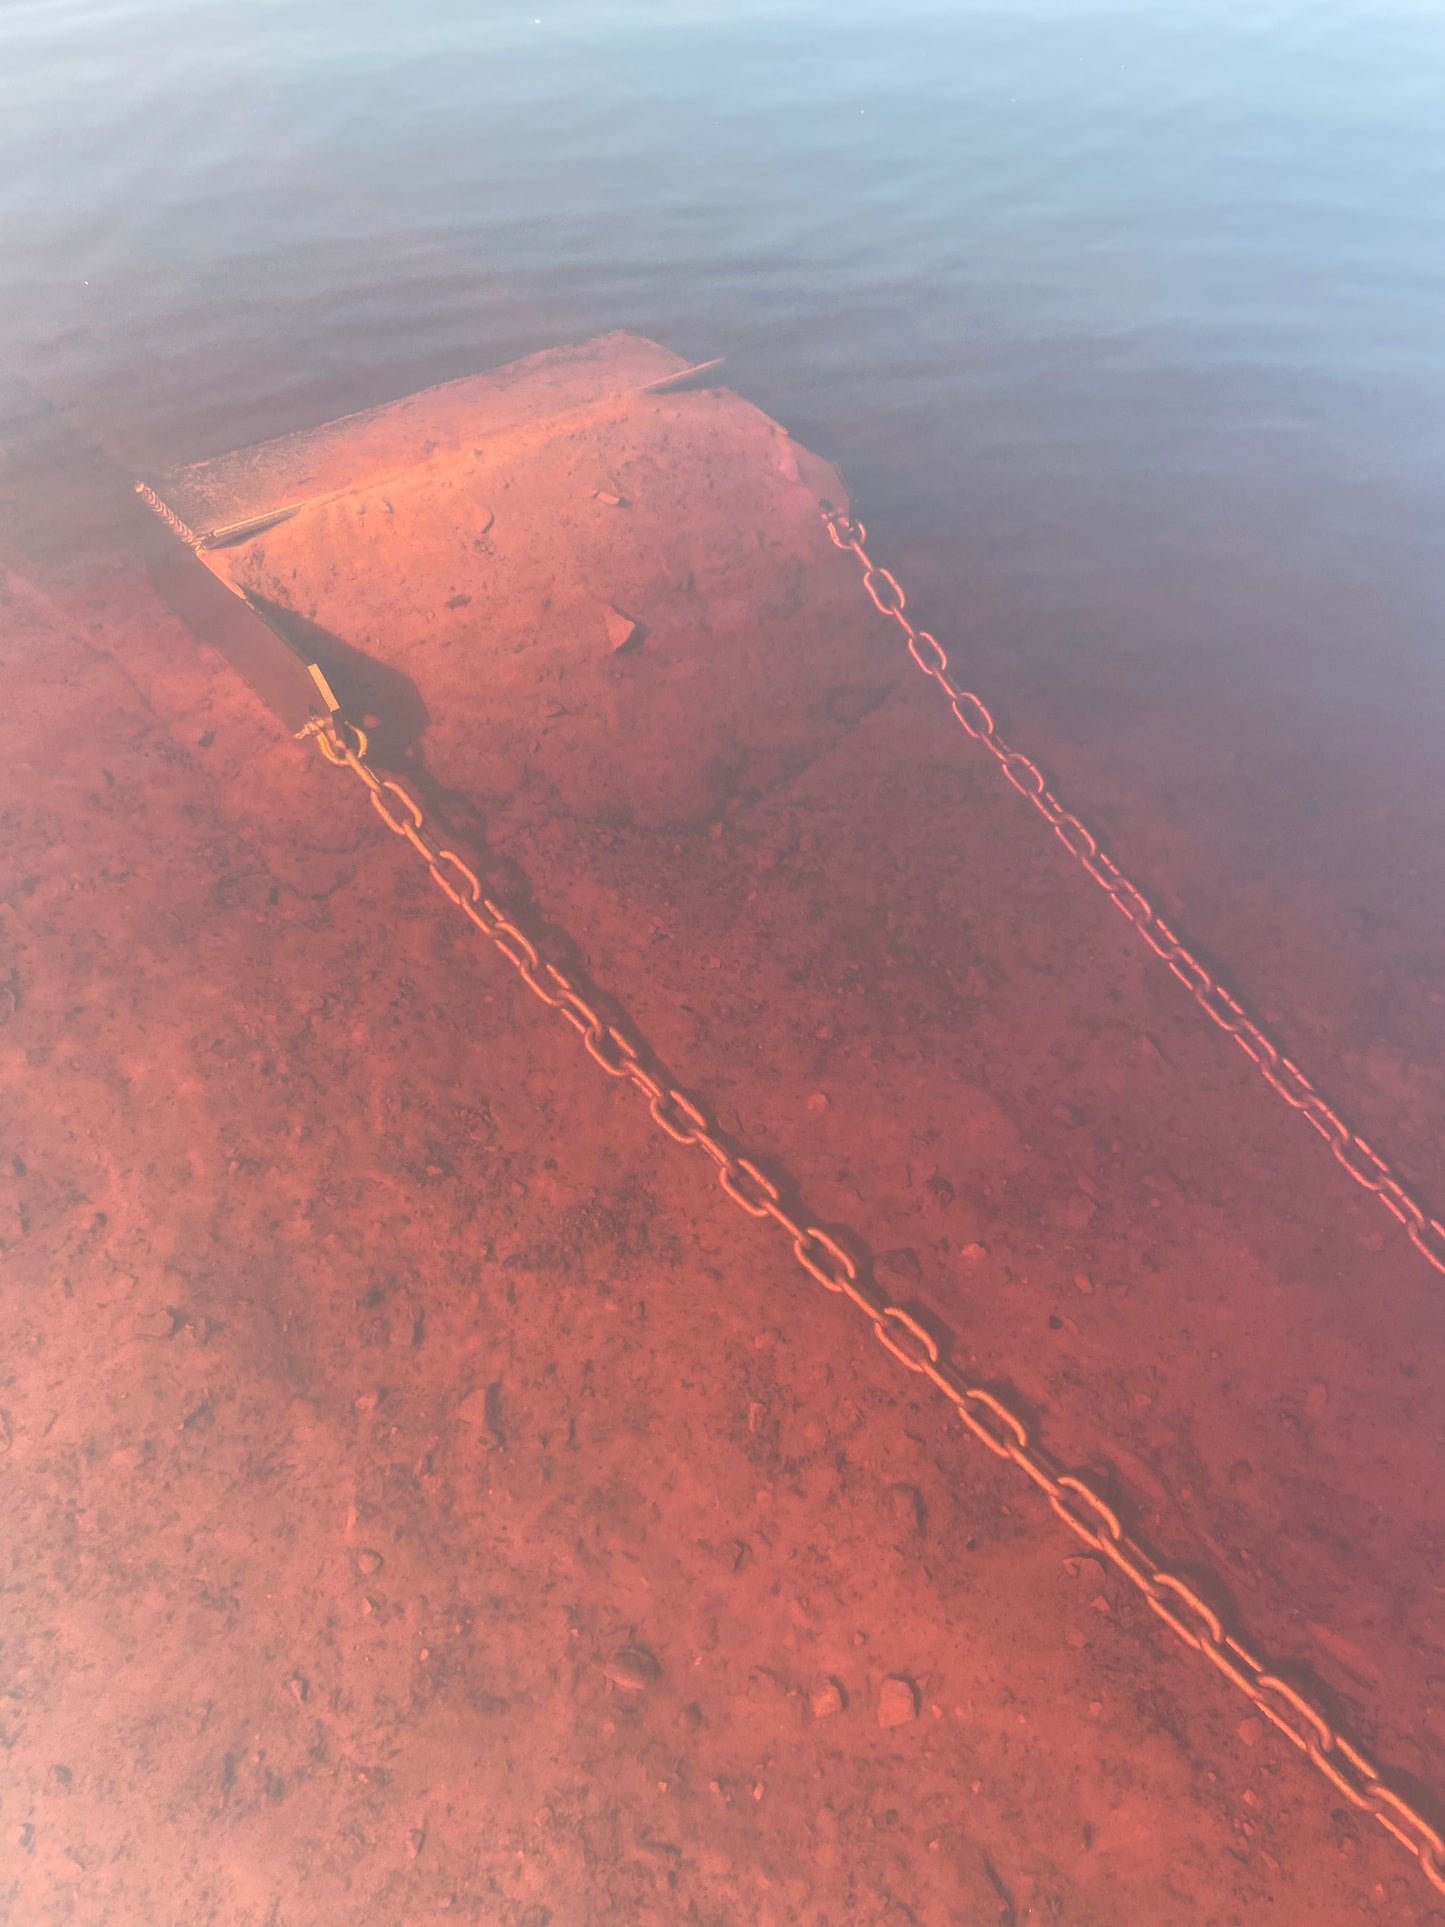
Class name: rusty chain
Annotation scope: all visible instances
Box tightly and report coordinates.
[135,481,200,549]
[819,505,1445,1281]
[305,702,1444,1900]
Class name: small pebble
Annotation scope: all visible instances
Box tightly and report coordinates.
[605,605,640,652]
[1072,1556,1107,1596]
[1064,1193,1096,1231]
[806,1091,829,1112]
[353,1548,384,1577]
[961,1242,988,1262]
[887,1483,926,1534]
[810,1680,844,1720]
[880,1248,922,1287]
[604,1645,661,1692]
[1237,1717,1263,1746]
[877,1676,919,1729]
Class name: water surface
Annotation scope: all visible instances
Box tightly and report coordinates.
[4,0,1445,1097]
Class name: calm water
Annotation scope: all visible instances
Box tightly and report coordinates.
[4,1,1445,1005]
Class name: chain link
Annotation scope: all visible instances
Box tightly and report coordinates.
[134,481,200,550]
[305,707,1444,1899]
[820,504,1445,1281]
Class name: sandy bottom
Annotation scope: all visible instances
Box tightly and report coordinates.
[2,353,1443,1925]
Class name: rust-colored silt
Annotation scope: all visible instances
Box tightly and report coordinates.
[300,652,1445,1901]
[95,330,1440,1917]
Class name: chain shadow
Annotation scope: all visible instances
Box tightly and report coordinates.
[244,593,432,770]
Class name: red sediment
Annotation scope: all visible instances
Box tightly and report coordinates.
[1,338,1441,1923]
